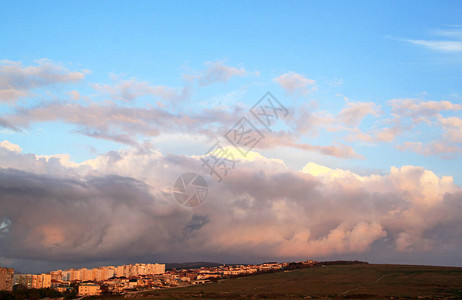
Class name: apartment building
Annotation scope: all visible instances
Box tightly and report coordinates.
[14,274,52,289]
[0,267,14,291]
[55,263,165,283]
[50,270,63,281]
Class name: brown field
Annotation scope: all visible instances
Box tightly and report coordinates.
[97,264,462,299]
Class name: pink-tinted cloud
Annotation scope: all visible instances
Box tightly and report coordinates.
[438,116,462,143]
[0,60,86,103]
[389,98,462,122]
[274,72,316,96]
[339,101,380,127]
[397,141,462,158]
[91,78,191,103]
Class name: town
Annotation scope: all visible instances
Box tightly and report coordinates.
[0,260,317,297]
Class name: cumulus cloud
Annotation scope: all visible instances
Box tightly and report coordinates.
[1,141,461,272]
[0,140,22,153]
[274,72,316,96]
[0,60,86,103]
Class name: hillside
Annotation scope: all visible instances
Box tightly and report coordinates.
[136,264,462,299]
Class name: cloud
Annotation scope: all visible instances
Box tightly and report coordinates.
[186,61,247,86]
[383,99,462,157]
[347,128,402,144]
[0,140,22,153]
[432,28,462,39]
[274,72,316,96]
[400,28,462,53]
[276,222,387,257]
[1,141,461,272]
[68,90,81,101]
[397,141,462,158]
[91,78,191,103]
[255,131,364,159]
[438,116,462,143]
[404,39,462,52]
[0,97,365,159]
[339,101,380,127]
[389,98,462,123]
[0,60,86,103]
[347,98,462,150]
[89,61,250,105]
[374,125,406,142]
[0,100,245,144]
[0,168,183,261]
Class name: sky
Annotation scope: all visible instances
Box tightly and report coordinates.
[1,1,462,273]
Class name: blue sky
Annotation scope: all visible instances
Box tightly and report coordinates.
[1,1,462,271]
[2,1,462,173]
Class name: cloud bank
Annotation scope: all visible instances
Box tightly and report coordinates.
[1,141,461,272]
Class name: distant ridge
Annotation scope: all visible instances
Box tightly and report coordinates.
[315,260,369,266]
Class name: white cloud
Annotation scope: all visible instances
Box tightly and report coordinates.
[0,140,22,153]
[401,28,462,53]
[405,39,462,52]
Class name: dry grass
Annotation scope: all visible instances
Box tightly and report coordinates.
[95,264,462,299]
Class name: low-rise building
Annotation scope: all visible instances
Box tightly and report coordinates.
[78,283,101,296]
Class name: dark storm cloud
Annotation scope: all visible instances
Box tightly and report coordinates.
[0,168,193,262]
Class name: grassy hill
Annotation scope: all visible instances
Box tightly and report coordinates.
[136,264,462,299]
